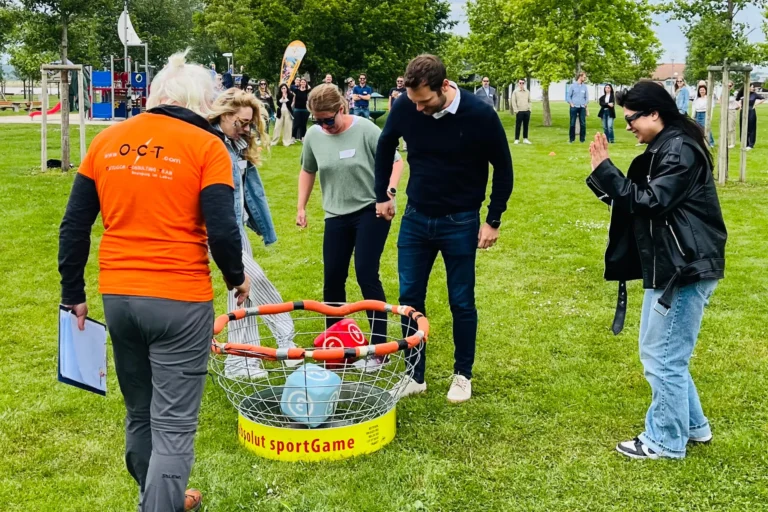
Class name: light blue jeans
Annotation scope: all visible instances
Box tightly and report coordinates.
[601,115,615,143]
[694,111,715,146]
[637,279,718,458]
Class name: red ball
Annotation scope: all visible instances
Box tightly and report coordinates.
[313,319,369,366]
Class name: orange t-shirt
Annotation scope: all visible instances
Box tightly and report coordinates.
[78,112,233,302]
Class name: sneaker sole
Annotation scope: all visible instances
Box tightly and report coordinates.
[688,436,712,445]
[446,395,471,404]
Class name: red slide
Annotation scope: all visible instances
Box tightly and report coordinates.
[29,102,62,118]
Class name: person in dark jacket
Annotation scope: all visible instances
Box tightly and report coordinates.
[272,83,294,146]
[586,81,727,460]
[598,83,616,143]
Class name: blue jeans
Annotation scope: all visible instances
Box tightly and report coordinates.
[637,280,718,458]
[353,108,370,119]
[694,111,715,146]
[569,106,587,142]
[601,114,615,143]
[398,205,479,383]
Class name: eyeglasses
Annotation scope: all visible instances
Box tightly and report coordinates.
[246,87,253,91]
[359,77,366,81]
[624,111,648,124]
[676,80,683,83]
[313,113,338,127]
[234,117,253,129]
[518,81,525,84]
[259,82,266,86]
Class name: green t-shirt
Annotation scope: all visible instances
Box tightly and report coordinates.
[301,117,401,218]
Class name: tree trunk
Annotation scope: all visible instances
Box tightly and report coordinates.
[60,15,70,171]
[542,85,552,126]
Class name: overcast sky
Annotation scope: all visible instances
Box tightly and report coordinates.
[448,1,766,64]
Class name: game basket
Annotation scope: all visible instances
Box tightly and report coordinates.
[209,300,428,461]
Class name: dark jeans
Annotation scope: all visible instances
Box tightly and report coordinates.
[741,109,757,148]
[293,108,310,140]
[569,106,587,142]
[398,204,479,383]
[103,295,213,512]
[323,204,390,343]
[515,111,530,140]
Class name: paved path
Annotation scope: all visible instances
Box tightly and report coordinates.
[0,114,116,126]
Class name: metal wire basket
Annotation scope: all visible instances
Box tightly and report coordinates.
[209,300,429,430]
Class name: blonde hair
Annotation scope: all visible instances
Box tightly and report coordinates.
[147,49,215,117]
[308,83,348,115]
[208,87,270,164]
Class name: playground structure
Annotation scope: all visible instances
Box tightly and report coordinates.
[209,300,428,462]
[704,63,752,184]
[39,64,86,171]
[90,56,148,120]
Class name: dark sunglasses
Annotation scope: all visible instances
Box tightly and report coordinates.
[359,77,367,81]
[246,86,253,91]
[313,114,337,127]
[624,111,648,124]
[259,82,266,86]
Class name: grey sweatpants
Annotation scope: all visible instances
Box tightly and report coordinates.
[103,295,213,512]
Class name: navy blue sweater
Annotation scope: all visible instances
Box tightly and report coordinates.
[374,89,513,224]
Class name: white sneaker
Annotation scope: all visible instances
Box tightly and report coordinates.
[352,356,387,373]
[523,139,532,144]
[399,377,427,398]
[284,358,303,368]
[514,140,519,144]
[446,374,472,403]
[688,433,713,445]
[728,145,735,149]
[746,146,753,151]
[224,357,268,379]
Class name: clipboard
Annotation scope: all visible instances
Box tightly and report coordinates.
[58,305,108,396]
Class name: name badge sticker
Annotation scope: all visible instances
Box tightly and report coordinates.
[339,149,356,159]
[238,159,248,170]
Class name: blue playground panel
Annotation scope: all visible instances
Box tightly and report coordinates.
[92,71,112,88]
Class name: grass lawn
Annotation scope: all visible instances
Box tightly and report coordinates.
[1,102,768,511]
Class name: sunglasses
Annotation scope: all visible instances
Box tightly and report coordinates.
[234,117,254,129]
[259,82,266,86]
[246,87,253,91]
[313,114,337,127]
[624,111,648,124]
[359,77,367,81]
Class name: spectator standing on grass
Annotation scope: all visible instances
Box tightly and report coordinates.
[272,83,294,146]
[345,77,356,112]
[352,73,372,119]
[598,83,616,143]
[374,54,513,403]
[58,50,251,511]
[736,83,764,150]
[567,71,589,143]
[292,78,311,142]
[692,84,716,147]
[475,76,497,109]
[511,78,532,145]
[296,84,403,369]
[674,77,689,115]
[586,80,726,460]
[389,76,408,151]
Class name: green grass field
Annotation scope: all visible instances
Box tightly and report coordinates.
[1,102,767,511]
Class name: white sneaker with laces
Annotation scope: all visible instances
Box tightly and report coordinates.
[399,377,427,398]
[523,139,532,144]
[447,374,472,403]
[352,356,387,373]
[514,140,519,145]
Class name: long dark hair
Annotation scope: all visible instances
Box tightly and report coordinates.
[279,83,291,98]
[603,83,614,101]
[240,73,250,90]
[617,80,713,168]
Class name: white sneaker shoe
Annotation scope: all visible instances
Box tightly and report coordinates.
[352,356,387,373]
[447,374,472,403]
[399,377,427,398]
[224,357,268,379]
[514,140,519,144]
[523,139,532,144]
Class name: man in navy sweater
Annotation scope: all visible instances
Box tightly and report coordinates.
[374,54,513,403]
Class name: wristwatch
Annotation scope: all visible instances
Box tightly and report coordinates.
[488,219,502,229]
[388,187,397,197]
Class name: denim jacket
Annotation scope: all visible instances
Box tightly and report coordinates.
[221,133,278,246]
[675,87,689,115]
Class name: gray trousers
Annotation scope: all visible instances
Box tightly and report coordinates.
[103,295,213,512]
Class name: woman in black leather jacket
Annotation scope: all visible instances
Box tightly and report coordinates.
[586,80,727,460]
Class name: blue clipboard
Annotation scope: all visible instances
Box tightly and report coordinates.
[58,305,108,396]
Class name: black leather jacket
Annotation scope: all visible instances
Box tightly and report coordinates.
[586,126,727,332]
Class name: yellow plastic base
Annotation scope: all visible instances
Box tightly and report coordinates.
[237,407,396,462]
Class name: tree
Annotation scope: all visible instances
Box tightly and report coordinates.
[441,35,475,85]
[662,0,768,83]
[196,0,454,90]
[465,0,661,125]
[23,0,105,170]
[9,44,57,97]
